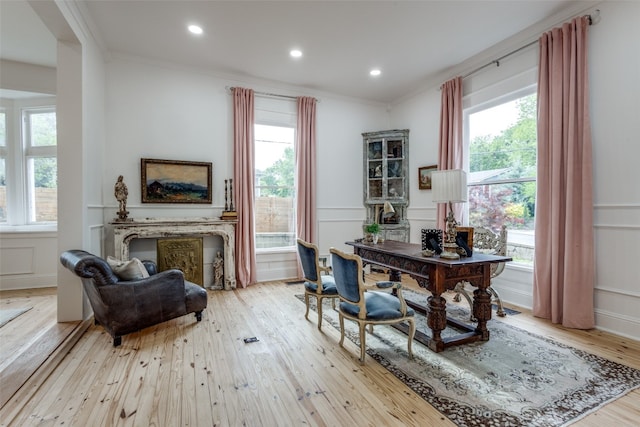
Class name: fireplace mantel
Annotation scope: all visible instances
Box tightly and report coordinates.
[111,217,237,290]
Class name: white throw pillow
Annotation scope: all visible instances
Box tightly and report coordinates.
[107,256,150,281]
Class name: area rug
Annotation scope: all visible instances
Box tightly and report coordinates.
[296,293,640,427]
[0,307,32,328]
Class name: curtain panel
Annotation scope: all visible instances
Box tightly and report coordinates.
[232,87,257,288]
[533,16,594,329]
[437,77,464,230]
[295,96,317,244]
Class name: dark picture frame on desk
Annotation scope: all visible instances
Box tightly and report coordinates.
[141,158,212,204]
[456,226,474,257]
[421,228,443,254]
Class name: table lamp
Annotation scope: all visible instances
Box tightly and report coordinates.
[431,169,468,259]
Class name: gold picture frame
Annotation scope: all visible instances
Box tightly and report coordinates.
[141,158,212,204]
[157,237,204,286]
[418,165,438,190]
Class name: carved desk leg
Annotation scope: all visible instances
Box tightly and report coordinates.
[427,293,447,352]
[472,265,493,340]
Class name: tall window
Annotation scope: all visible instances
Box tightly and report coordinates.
[466,89,536,264]
[0,98,57,226]
[254,124,296,249]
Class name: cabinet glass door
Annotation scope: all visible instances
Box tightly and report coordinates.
[386,139,404,199]
[367,139,384,199]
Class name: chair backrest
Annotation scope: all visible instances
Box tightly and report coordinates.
[330,248,366,307]
[297,238,321,283]
[473,225,508,278]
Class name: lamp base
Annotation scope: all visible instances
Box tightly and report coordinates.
[440,243,460,260]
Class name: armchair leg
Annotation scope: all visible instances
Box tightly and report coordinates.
[359,322,367,365]
[338,314,346,347]
[317,296,324,330]
[488,287,506,317]
[453,281,476,322]
[406,318,416,359]
[113,336,122,347]
[304,293,311,321]
[195,311,203,321]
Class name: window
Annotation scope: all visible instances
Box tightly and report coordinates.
[254,124,296,249]
[0,98,57,226]
[465,89,536,265]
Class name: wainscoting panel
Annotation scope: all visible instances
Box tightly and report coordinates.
[592,203,640,339]
[256,250,298,282]
[0,232,57,290]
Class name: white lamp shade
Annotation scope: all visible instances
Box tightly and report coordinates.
[431,169,468,203]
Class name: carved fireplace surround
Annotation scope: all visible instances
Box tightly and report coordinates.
[111,217,237,290]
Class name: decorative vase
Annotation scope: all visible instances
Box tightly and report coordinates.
[372,234,379,244]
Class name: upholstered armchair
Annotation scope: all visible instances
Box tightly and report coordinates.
[453,225,508,319]
[60,249,208,346]
[297,238,339,330]
[330,247,415,365]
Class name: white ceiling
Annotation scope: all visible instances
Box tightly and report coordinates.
[1,0,584,103]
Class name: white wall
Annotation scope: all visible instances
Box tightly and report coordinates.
[390,1,640,340]
[102,57,389,280]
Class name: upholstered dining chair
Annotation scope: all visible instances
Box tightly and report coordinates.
[329,247,416,365]
[297,238,339,330]
[453,225,508,320]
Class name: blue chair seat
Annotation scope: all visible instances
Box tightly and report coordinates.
[304,275,338,295]
[340,291,415,321]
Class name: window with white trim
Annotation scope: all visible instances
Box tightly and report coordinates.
[254,123,296,249]
[0,98,57,225]
[465,88,536,265]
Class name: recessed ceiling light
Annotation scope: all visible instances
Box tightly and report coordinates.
[188,24,203,35]
[370,69,381,77]
[290,49,303,58]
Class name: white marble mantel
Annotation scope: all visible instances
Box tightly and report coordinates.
[111,217,237,290]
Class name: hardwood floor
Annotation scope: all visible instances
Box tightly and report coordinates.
[0,288,85,410]
[1,276,639,426]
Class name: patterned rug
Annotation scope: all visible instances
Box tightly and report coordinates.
[296,292,640,426]
[0,307,32,328]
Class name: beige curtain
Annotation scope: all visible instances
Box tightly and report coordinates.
[437,77,464,230]
[295,96,317,244]
[533,16,594,328]
[232,87,256,288]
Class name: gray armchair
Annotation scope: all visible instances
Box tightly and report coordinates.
[60,249,208,346]
[330,247,415,365]
[297,238,339,330]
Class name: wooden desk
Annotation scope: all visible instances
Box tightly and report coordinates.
[346,240,511,352]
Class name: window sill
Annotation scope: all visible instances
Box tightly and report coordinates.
[256,246,296,255]
[0,224,58,234]
[505,261,533,272]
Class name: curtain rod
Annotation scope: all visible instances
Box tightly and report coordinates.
[226,86,318,102]
[462,10,599,80]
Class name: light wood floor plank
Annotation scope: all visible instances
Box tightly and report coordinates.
[1,276,638,427]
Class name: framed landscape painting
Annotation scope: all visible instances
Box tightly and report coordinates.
[141,158,212,204]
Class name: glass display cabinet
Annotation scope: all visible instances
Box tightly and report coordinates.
[362,129,410,242]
